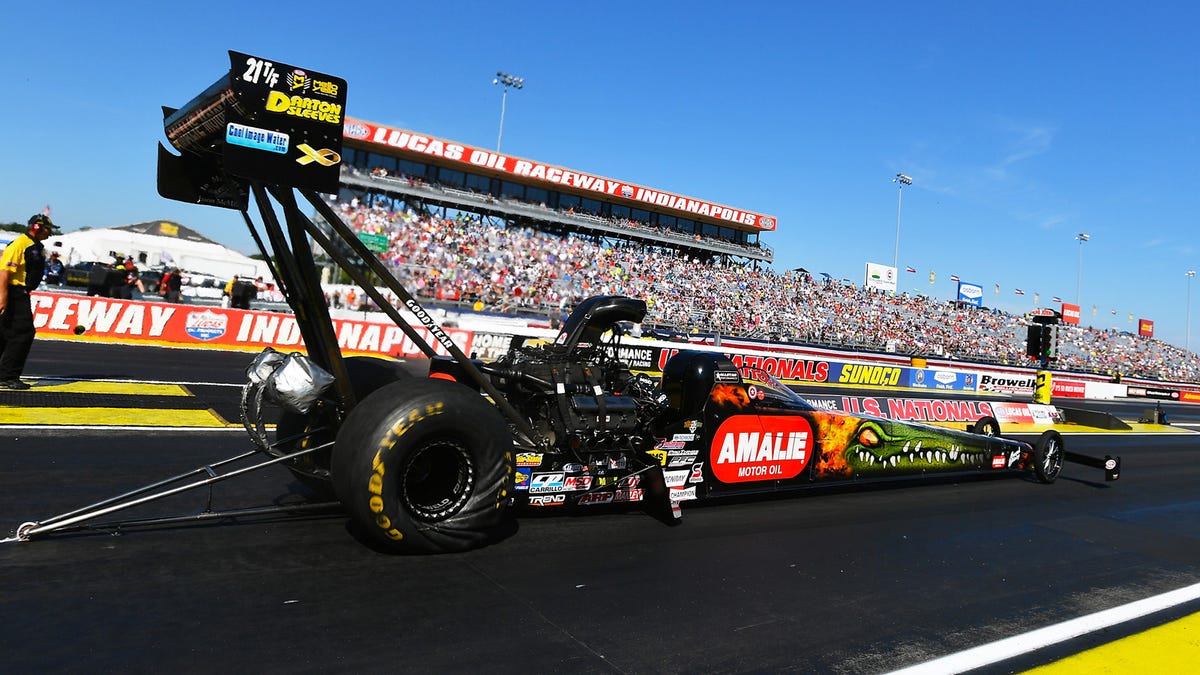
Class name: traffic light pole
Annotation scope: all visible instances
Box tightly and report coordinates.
[1027,311,1061,404]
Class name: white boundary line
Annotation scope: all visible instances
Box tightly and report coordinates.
[888,581,1200,674]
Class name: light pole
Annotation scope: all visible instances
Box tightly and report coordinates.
[1188,270,1196,350]
[493,71,524,152]
[892,173,912,271]
[1075,232,1089,305]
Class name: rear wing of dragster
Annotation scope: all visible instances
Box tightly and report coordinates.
[157,51,540,445]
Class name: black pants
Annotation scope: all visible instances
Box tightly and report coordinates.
[0,286,35,380]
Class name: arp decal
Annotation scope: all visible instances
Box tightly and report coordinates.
[710,415,813,483]
[578,492,614,506]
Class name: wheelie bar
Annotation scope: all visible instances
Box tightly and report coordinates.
[1065,451,1121,482]
[2,437,337,544]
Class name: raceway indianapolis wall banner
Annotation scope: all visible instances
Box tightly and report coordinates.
[30,292,473,357]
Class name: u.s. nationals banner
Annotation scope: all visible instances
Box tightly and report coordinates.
[29,292,474,357]
[341,117,777,232]
[801,395,1061,425]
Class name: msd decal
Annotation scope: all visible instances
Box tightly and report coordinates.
[710,415,813,483]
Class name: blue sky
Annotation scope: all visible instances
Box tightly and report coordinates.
[3,2,1198,347]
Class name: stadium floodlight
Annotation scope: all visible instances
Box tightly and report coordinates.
[1188,270,1196,350]
[1075,232,1089,305]
[891,173,912,271]
[493,71,524,153]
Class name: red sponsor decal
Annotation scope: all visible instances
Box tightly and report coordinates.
[710,415,813,483]
[563,476,593,491]
[614,488,644,502]
[991,455,1007,469]
[1180,391,1200,404]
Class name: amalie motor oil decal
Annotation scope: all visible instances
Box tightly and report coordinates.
[710,415,813,483]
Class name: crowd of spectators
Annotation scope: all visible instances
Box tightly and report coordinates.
[330,198,1200,384]
[351,165,769,259]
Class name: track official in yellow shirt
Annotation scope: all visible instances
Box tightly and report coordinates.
[0,214,58,390]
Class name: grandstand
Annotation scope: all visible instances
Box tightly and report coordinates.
[336,117,775,267]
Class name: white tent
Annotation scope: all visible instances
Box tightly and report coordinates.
[45,220,272,282]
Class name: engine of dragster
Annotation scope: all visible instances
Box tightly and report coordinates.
[432,296,670,457]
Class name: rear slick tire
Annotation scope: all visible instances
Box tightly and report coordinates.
[331,378,514,554]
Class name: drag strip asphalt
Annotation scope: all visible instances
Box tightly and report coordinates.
[1,340,1199,673]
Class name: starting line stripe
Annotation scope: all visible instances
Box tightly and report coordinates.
[888,581,1200,674]
[29,381,193,396]
[0,407,230,427]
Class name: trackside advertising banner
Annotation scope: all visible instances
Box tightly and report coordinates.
[30,293,474,357]
[864,263,898,293]
[341,117,777,232]
[975,371,1037,396]
[803,395,1061,425]
[957,282,984,307]
[36,292,1197,405]
[1061,302,1081,325]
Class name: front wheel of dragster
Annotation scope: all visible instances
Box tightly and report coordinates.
[275,356,411,499]
[972,416,1001,436]
[1032,430,1064,484]
[331,378,514,554]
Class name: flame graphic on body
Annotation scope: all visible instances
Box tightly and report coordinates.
[809,412,862,476]
[710,384,752,408]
